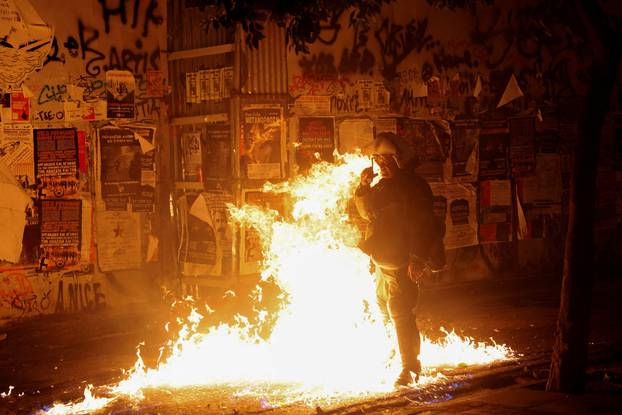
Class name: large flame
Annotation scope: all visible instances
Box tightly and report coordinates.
[40,153,513,414]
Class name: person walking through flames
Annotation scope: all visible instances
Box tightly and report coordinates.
[354,132,445,387]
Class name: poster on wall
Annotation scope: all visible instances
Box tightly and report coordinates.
[34,128,79,199]
[146,70,165,98]
[240,189,285,275]
[39,199,81,271]
[518,153,562,206]
[479,132,508,180]
[430,183,478,249]
[204,123,231,178]
[99,127,140,211]
[520,203,563,240]
[181,131,203,181]
[479,179,512,243]
[125,125,156,212]
[338,118,374,154]
[10,91,30,122]
[450,118,479,182]
[106,70,136,119]
[179,191,233,277]
[399,118,450,182]
[96,209,142,271]
[509,116,535,176]
[294,96,331,115]
[241,104,284,180]
[1,124,34,188]
[296,116,335,172]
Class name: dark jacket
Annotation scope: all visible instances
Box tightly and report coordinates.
[354,164,445,270]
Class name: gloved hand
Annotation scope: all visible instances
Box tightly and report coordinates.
[360,166,376,187]
[407,258,426,283]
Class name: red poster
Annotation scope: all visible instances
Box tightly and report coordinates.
[10,92,30,122]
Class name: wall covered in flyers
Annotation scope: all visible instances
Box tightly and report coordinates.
[240,104,285,180]
[0,0,169,321]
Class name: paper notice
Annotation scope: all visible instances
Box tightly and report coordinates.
[430,182,478,249]
[294,96,331,115]
[338,118,374,153]
[96,209,142,271]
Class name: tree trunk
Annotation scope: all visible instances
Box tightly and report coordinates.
[546,2,621,393]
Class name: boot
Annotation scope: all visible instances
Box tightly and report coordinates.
[391,314,421,388]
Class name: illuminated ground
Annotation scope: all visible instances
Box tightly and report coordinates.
[1,274,621,414]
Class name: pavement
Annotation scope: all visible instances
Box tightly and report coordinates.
[0,273,621,414]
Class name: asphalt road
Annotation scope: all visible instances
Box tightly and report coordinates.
[1,274,620,414]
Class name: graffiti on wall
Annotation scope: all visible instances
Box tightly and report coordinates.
[44,0,163,77]
[0,270,108,319]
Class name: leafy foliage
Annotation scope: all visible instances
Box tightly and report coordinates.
[193,0,394,53]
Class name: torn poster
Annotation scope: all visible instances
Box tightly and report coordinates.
[241,104,284,180]
[430,182,478,249]
[509,116,535,176]
[450,118,479,182]
[0,0,53,86]
[34,128,79,199]
[0,159,31,263]
[96,209,142,271]
[180,191,233,277]
[124,125,156,213]
[240,189,285,275]
[204,124,230,178]
[338,118,374,154]
[479,179,512,243]
[99,127,141,211]
[39,199,81,271]
[296,116,335,173]
[106,70,135,119]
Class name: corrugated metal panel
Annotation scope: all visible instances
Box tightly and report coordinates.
[168,1,234,51]
[242,21,288,95]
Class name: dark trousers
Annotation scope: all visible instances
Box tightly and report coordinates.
[375,265,421,373]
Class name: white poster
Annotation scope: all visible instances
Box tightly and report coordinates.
[96,209,142,271]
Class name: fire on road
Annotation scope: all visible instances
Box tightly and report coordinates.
[40,154,513,414]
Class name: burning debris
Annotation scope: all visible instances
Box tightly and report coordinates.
[39,154,513,414]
